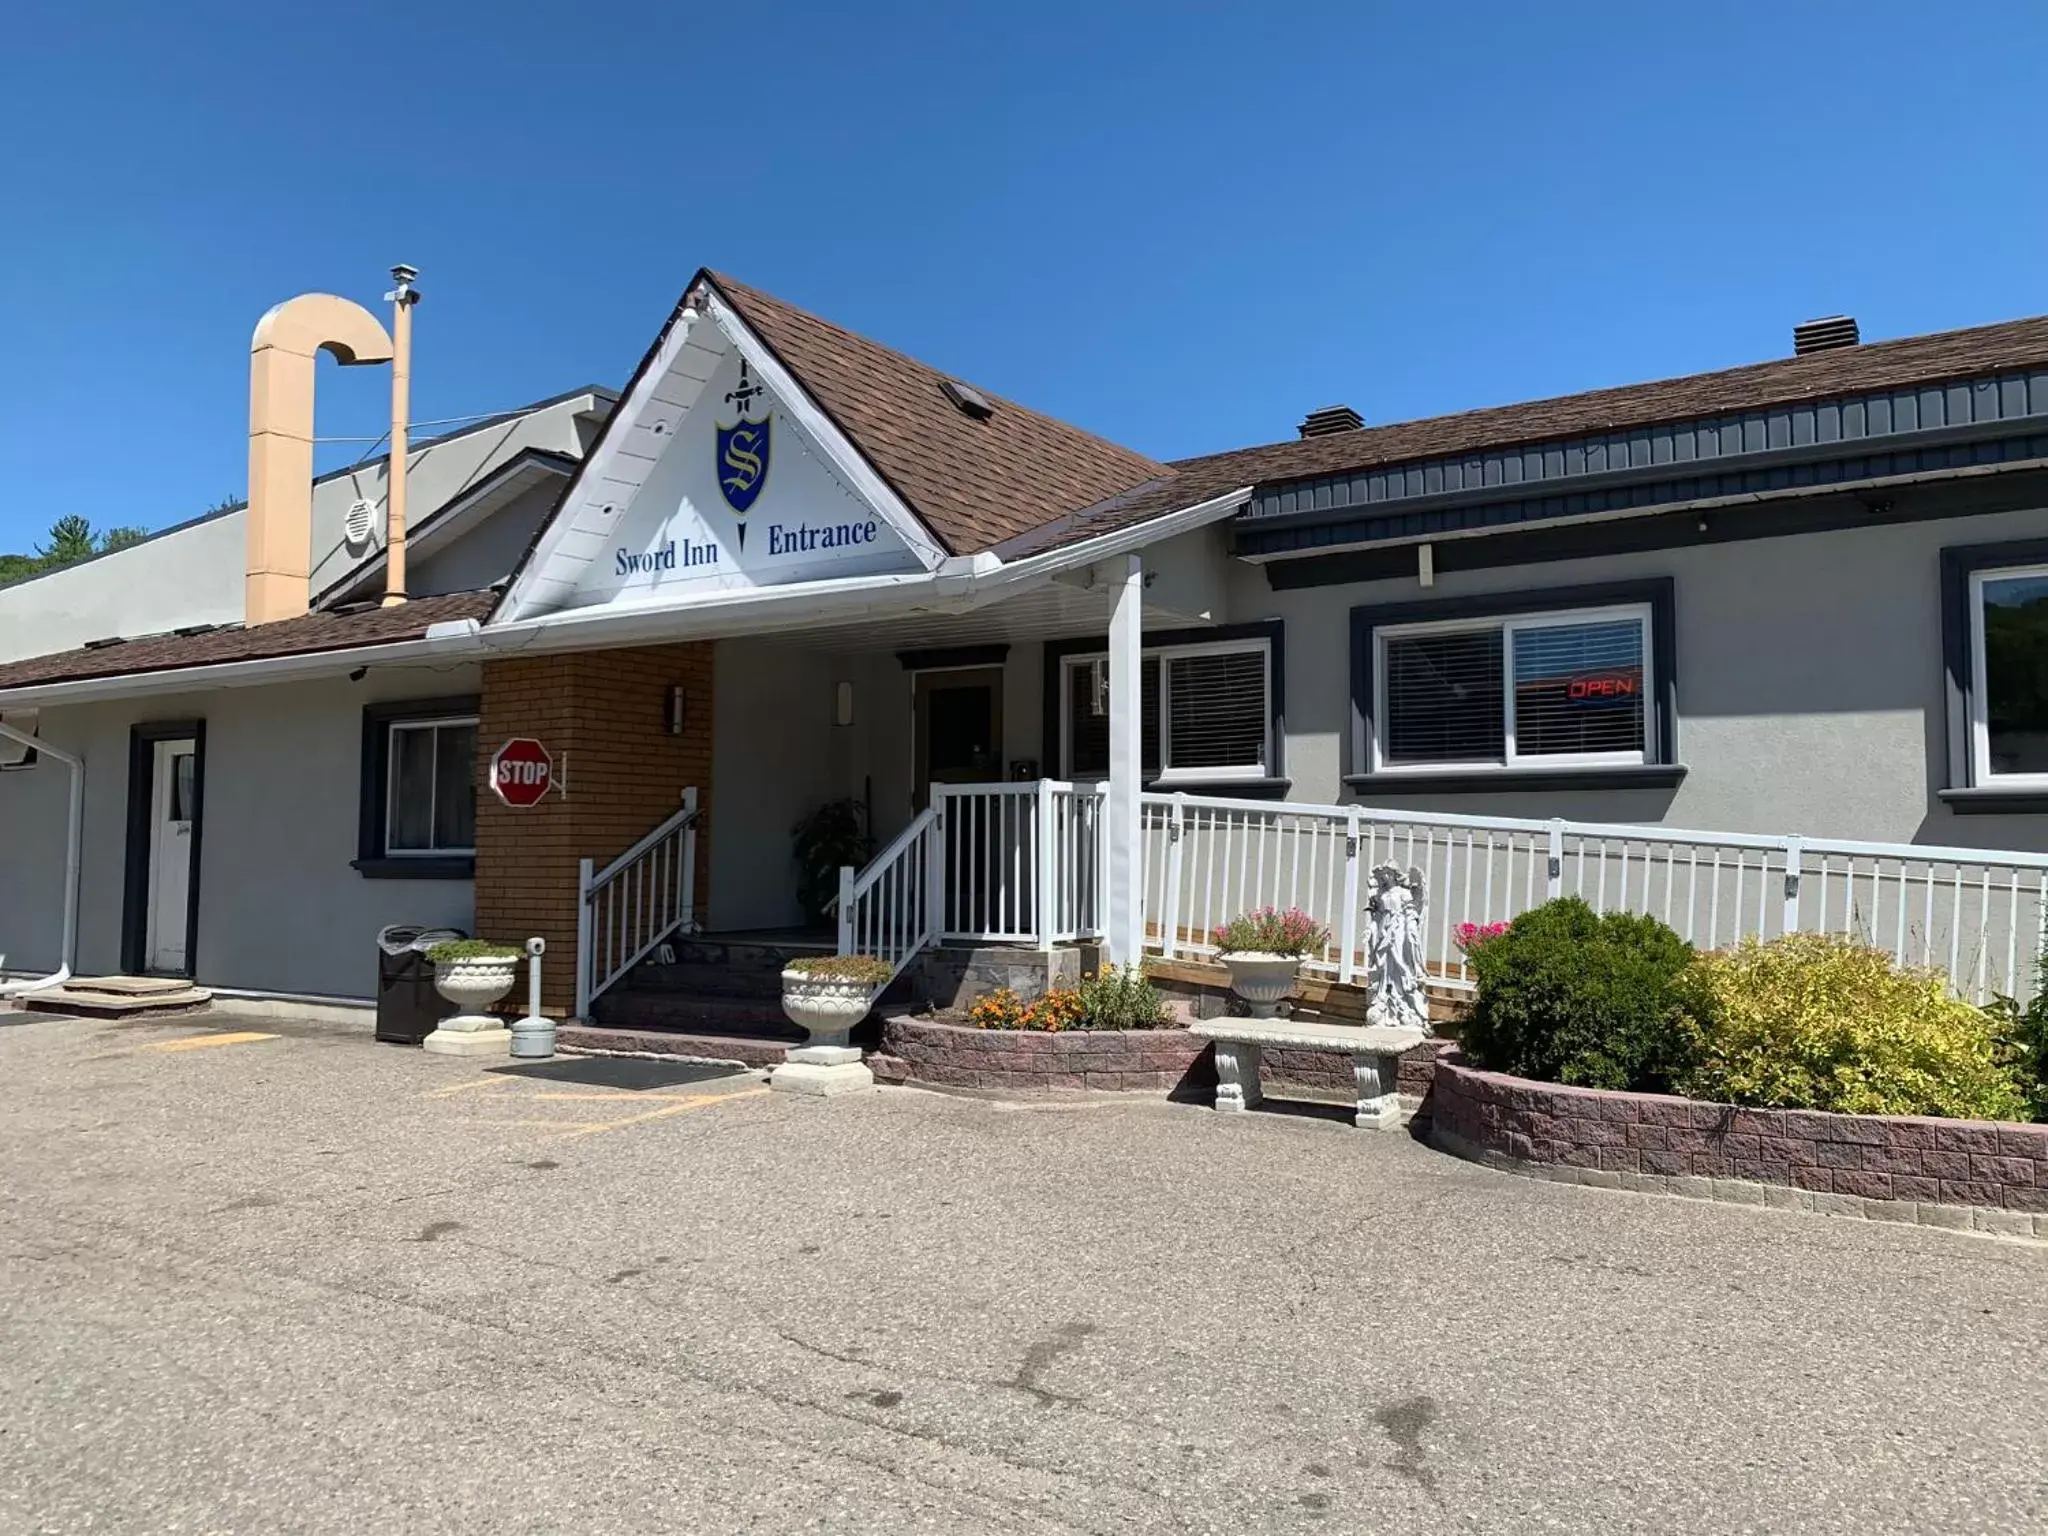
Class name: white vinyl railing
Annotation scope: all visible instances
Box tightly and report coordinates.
[1141,792,2048,1004]
[836,805,940,988]
[576,787,700,1018]
[931,781,1108,945]
[835,782,1108,967]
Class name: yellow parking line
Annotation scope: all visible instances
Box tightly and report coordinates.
[145,1031,278,1053]
[547,1086,767,1141]
[426,1076,520,1099]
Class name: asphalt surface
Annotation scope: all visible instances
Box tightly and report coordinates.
[2,1009,2046,1534]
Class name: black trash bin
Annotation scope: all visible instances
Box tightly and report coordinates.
[375,925,467,1045]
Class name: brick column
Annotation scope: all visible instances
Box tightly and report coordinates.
[474,643,714,1015]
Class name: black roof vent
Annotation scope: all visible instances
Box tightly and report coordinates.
[940,378,996,421]
[1298,404,1364,438]
[1793,315,1860,356]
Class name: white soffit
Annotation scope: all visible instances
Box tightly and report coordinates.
[498,285,945,622]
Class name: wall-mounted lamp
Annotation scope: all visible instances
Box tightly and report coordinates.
[835,680,856,728]
[664,683,688,736]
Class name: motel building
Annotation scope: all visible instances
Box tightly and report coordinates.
[6,273,2048,1047]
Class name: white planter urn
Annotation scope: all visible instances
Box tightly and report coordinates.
[423,954,519,1057]
[1217,952,1303,1019]
[773,969,879,1097]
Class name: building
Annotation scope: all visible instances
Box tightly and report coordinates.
[4,274,2048,1027]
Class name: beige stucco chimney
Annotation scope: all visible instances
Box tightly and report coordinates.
[246,294,393,625]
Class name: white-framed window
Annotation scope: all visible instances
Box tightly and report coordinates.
[384,716,478,855]
[1371,603,1654,773]
[1968,562,2048,785]
[1059,638,1272,783]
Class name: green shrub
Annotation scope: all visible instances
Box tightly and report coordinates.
[1462,898,1695,1092]
[426,940,523,964]
[1077,963,1172,1030]
[1677,934,2029,1121]
[1983,979,2048,1123]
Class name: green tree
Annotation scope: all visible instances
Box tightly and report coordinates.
[34,515,97,566]
[99,526,149,553]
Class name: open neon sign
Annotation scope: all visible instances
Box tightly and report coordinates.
[1565,672,1640,706]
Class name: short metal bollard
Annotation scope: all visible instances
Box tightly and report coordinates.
[508,937,556,1059]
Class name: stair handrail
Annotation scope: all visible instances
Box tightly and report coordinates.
[835,801,940,989]
[577,788,702,1018]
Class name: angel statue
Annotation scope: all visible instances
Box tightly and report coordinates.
[1366,863,1430,1034]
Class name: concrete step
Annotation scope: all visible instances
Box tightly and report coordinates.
[21,976,214,1019]
[619,961,786,1001]
[591,990,803,1035]
[665,935,834,973]
[555,1023,798,1070]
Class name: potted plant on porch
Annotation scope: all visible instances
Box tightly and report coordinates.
[422,939,524,1056]
[1212,908,1330,1018]
[774,955,892,1097]
[779,954,891,1047]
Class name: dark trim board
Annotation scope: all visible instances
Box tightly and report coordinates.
[357,696,481,881]
[120,719,205,979]
[1347,765,1688,795]
[1040,620,1287,783]
[1348,579,1678,782]
[1258,464,2048,590]
[896,644,1009,672]
[1939,535,2048,798]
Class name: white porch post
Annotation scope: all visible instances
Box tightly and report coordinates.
[1105,554,1145,966]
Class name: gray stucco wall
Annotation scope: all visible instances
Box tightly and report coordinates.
[1220,502,2048,852]
[705,638,1049,932]
[0,667,477,997]
[410,480,562,598]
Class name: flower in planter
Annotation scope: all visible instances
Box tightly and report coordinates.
[1211,906,1330,958]
[783,954,892,988]
[1023,989,1085,1032]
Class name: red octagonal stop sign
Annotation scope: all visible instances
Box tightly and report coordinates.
[490,737,554,808]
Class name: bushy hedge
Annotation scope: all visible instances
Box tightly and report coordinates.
[1465,904,2036,1122]
[1461,898,1695,1092]
[1676,934,2029,1122]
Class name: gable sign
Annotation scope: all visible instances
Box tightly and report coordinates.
[567,344,917,608]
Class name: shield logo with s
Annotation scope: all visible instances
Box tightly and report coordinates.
[716,415,771,517]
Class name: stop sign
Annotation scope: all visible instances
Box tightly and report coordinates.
[490,737,554,808]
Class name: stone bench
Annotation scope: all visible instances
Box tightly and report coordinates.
[1188,1017,1428,1129]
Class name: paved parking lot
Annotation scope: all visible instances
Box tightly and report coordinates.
[3,1008,2046,1534]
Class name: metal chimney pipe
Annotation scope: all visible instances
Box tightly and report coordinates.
[383,264,421,607]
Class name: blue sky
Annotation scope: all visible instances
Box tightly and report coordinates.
[2,1,2044,550]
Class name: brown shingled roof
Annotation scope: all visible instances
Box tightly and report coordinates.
[0,590,494,694]
[1174,313,2048,489]
[709,273,1170,555]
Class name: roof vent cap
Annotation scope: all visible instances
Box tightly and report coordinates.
[940,378,996,421]
[1793,315,1860,355]
[1298,404,1364,438]
[344,498,378,550]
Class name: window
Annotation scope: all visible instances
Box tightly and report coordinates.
[356,696,480,877]
[1369,602,1656,774]
[385,717,477,854]
[1969,563,2048,784]
[1059,639,1272,783]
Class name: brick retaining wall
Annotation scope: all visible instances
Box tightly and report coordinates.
[1431,1056,2048,1238]
[871,1017,1215,1095]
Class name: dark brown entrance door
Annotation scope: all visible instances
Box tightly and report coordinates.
[912,667,1004,809]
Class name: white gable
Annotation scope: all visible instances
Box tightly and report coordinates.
[561,342,919,609]
[500,288,945,621]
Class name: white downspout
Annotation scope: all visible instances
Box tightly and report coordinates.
[0,720,81,997]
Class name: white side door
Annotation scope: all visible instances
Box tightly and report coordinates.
[146,740,196,973]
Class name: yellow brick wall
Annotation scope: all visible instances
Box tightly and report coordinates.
[474,643,715,1015]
